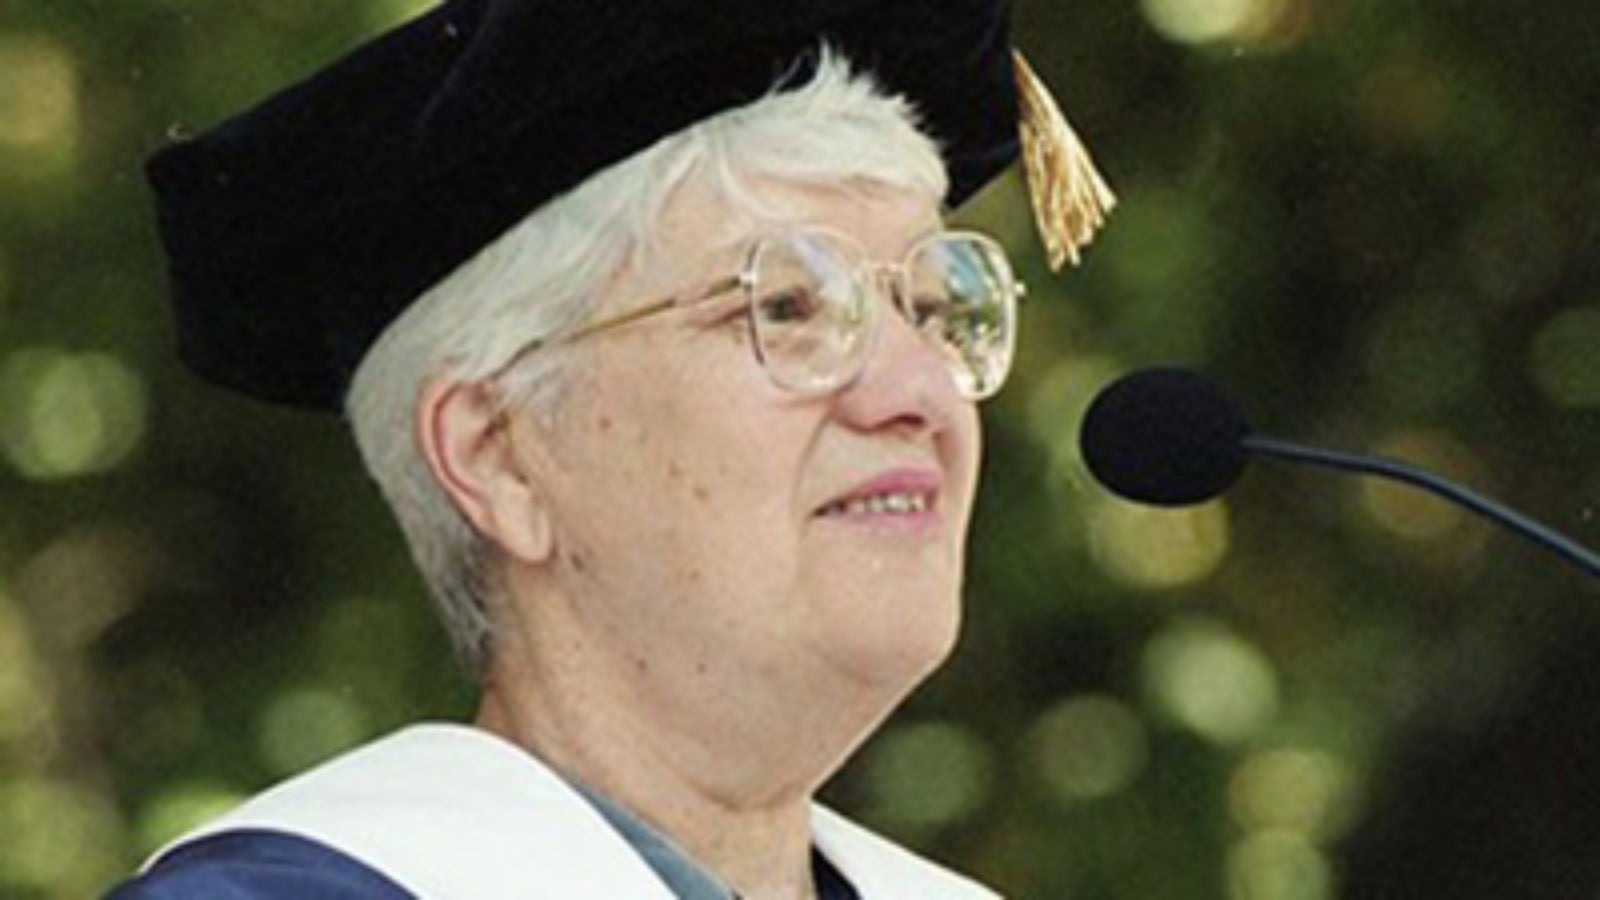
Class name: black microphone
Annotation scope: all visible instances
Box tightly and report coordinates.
[1079,367,1600,579]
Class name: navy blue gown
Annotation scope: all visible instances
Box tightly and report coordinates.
[105,830,412,899]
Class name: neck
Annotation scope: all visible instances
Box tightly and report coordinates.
[474,581,904,900]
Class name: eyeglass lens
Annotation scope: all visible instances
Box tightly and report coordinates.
[746,229,1017,400]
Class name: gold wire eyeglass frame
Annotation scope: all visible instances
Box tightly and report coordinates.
[482,227,1024,398]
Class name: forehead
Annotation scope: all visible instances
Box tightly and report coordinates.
[646,174,944,275]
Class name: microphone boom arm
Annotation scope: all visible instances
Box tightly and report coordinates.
[1241,435,1600,579]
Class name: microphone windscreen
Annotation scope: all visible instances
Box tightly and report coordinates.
[1079,368,1252,506]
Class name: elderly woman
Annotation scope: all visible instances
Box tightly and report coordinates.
[108,1,1110,897]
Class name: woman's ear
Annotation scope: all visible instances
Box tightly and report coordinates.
[414,377,555,565]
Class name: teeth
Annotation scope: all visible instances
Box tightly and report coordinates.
[822,492,931,516]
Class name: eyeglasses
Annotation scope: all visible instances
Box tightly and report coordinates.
[492,226,1024,401]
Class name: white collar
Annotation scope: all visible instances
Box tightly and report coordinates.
[153,724,999,900]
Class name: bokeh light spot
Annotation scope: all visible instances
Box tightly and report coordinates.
[1028,694,1150,804]
[1141,0,1302,46]
[0,35,78,149]
[1144,618,1279,745]
[0,348,148,480]
[257,686,370,777]
[0,777,124,895]
[1357,430,1486,544]
[0,34,80,184]
[1230,748,1358,842]
[1527,306,1600,408]
[1359,59,1453,148]
[0,589,57,755]
[1027,355,1124,504]
[18,526,151,650]
[1089,497,1231,590]
[312,595,415,722]
[136,781,247,855]
[1227,830,1333,900]
[860,721,993,829]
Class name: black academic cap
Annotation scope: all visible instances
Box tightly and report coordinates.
[149,0,1109,411]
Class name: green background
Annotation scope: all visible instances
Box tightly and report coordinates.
[1,0,1598,896]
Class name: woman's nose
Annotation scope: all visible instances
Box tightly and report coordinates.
[830,273,965,434]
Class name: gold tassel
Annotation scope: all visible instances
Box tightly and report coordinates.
[1012,50,1116,271]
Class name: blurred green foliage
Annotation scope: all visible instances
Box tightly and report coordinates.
[1,0,1598,897]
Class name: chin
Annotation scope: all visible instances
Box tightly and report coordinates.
[900,611,962,681]
[834,588,963,692]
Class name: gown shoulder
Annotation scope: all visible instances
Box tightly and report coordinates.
[103,829,414,900]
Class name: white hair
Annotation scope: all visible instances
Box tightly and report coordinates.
[345,48,949,678]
